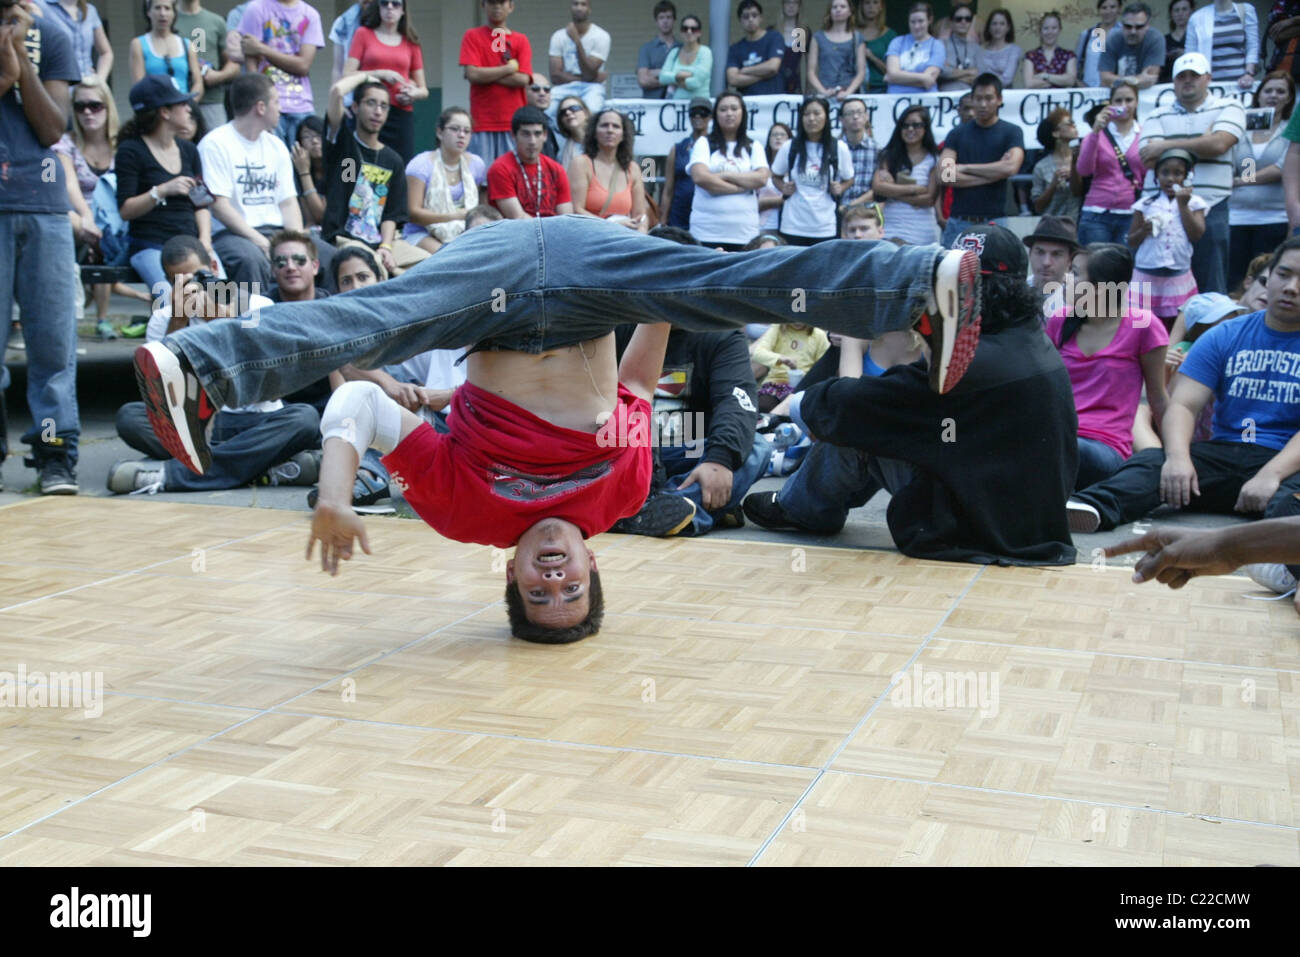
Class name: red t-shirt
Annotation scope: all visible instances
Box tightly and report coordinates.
[487,152,571,217]
[458,25,532,132]
[347,27,424,112]
[381,382,654,548]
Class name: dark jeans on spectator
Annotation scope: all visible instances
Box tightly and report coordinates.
[0,212,79,466]
[1190,198,1230,295]
[1076,436,1125,490]
[1077,209,1133,246]
[660,432,773,534]
[1229,221,1289,293]
[777,439,914,534]
[116,399,320,492]
[1073,439,1300,579]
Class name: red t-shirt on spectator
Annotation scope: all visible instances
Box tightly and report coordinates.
[487,152,571,216]
[459,25,532,132]
[348,27,424,113]
[381,382,654,548]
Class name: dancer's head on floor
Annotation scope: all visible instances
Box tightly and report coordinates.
[504,519,604,643]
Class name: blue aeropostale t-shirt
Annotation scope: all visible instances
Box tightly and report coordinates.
[727,29,785,95]
[0,16,79,214]
[1179,311,1300,451]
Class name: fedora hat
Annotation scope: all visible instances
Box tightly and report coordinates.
[1022,216,1080,253]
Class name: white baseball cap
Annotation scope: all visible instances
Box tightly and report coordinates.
[1172,51,1210,76]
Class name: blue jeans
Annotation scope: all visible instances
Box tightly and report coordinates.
[167,216,945,409]
[940,217,987,248]
[1190,199,1229,295]
[277,111,313,149]
[116,400,320,491]
[0,212,80,465]
[777,440,913,534]
[1077,209,1133,246]
[1075,435,1124,491]
[660,433,772,534]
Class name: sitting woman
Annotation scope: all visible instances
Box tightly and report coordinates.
[556,96,590,170]
[1046,243,1168,489]
[292,116,328,227]
[403,107,487,254]
[567,109,649,230]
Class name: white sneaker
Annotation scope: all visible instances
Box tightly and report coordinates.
[1066,499,1101,533]
[1242,563,1297,594]
[106,459,166,495]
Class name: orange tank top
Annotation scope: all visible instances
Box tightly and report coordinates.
[584,155,634,218]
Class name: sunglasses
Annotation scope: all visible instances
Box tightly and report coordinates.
[900,121,925,130]
[561,104,585,114]
[682,24,701,32]
[273,253,311,268]
[379,0,402,7]
[529,84,552,92]
[74,101,106,114]
[952,14,971,21]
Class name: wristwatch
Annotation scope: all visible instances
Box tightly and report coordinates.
[150,186,166,206]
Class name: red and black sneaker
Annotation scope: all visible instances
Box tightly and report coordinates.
[917,249,982,394]
[133,341,217,475]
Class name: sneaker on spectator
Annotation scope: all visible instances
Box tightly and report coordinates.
[919,248,981,394]
[1243,563,1298,594]
[7,322,23,351]
[741,490,807,531]
[36,456,79,495]
[95,319,118,340]
[1066,499,1101,533]
[306,467,390,509]
[609,492,696,537]
[261,450,321,487]
[106,459,166,495]
[134,341,217,475]
[120,320,148,339]
[715,505,745,529]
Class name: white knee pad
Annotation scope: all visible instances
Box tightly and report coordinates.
[321,380,404,459]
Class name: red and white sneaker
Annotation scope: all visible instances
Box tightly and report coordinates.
[917,249,982,394]
[133,341,217,475]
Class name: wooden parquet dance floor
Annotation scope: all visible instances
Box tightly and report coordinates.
[1,496,1297,866]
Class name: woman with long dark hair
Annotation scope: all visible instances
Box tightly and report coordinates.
[115,78,217,297]
[1075,80,1143,246]
[344,0,428,163]
[129,0,203,100]
[569,109,649,230]
[769,95,853,245]
[404,107,488,254]
[758,121,793,231]
[872,105,939,244]
[688,92,769,250]
[1047,243,1169,489]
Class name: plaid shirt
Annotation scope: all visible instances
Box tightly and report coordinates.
[842,134,877,205]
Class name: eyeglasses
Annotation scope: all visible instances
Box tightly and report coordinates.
[561,104,585,114]
[74,101,106,114]
[443,125,472,135]
[273,254,311,268]
[682,24,701,32]
[952,14,971,21]
[900,121,925,130]
[529,84,552,92]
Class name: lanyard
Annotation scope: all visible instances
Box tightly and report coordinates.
[513,150,543,216]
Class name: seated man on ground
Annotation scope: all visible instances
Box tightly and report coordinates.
[1068,239,1300,597]
[132,217,983,642]
[110,235,322,494]
[742,225,1079,567]
[608,226,770,537]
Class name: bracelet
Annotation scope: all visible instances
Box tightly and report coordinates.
[378,242,392,249]
[302,188,319,197]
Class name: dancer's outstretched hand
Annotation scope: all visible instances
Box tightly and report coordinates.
[307,502,372,576]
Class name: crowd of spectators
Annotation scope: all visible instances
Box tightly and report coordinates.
[8,0,1300,604]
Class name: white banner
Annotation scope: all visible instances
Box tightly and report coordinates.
[611,82,1258,158]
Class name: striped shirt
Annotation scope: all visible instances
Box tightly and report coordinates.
[1139,94,1245,207]
[1211,9,1247,79]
